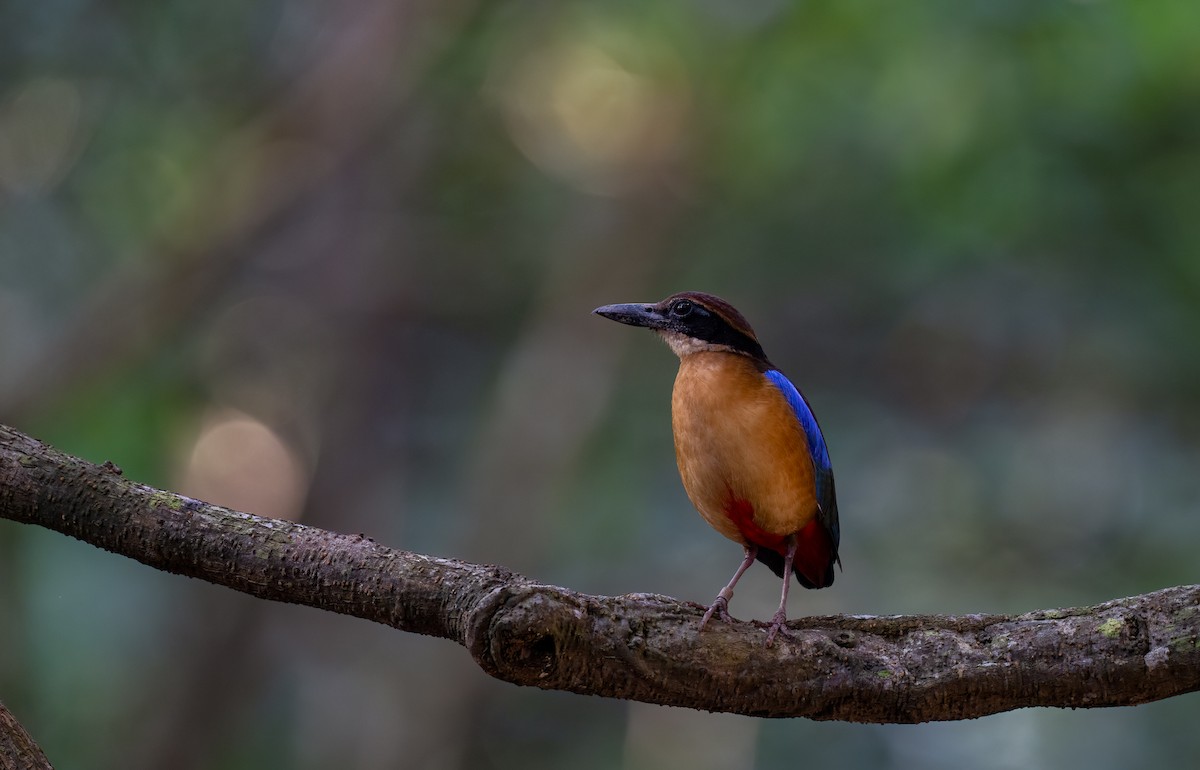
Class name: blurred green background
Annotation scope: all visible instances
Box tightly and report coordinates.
[2,1,1199,768]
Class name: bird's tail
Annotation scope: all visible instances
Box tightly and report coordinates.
[754,518,838,589]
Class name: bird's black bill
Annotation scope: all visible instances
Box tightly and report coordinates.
[592,302,664,329]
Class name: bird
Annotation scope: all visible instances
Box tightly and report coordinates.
[593,291,840,645]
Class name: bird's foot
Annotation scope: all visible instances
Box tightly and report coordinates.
[764,608,789,647]
[699,594,734,631]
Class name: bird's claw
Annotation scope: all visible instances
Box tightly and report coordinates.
[764,608,789,647]
[699,594,734,630]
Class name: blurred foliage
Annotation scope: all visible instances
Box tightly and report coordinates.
[2,0,1200,768]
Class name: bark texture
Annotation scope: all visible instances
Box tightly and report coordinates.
[2,423,1198,722]
[0,701,52,770]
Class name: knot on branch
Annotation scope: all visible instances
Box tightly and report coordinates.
[463,583,589,684]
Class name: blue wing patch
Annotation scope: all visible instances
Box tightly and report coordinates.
[763,369,839,550]
[763,369,830,471]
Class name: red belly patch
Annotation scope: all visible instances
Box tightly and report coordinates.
[723,497,834,588]
[723,498,788,552]
[793,517,835,588]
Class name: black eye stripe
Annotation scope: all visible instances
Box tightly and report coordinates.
[648,292,768,362]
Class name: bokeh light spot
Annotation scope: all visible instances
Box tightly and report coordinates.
[179,409,310,521]
[490,27,689,195]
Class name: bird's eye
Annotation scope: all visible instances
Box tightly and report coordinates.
[671,300,694,317]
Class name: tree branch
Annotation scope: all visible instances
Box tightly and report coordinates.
[0,701,53,770]
[2,423,1198,723]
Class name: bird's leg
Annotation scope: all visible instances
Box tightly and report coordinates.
[700,545,757,631]
[765,535,798,647]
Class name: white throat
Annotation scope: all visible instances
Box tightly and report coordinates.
[657,330,737,359]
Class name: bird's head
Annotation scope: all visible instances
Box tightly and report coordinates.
[593,291,767,361]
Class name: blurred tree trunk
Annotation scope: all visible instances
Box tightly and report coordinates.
[2,423,1199,723]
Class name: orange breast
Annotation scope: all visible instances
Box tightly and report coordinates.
[671,352,818,552]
